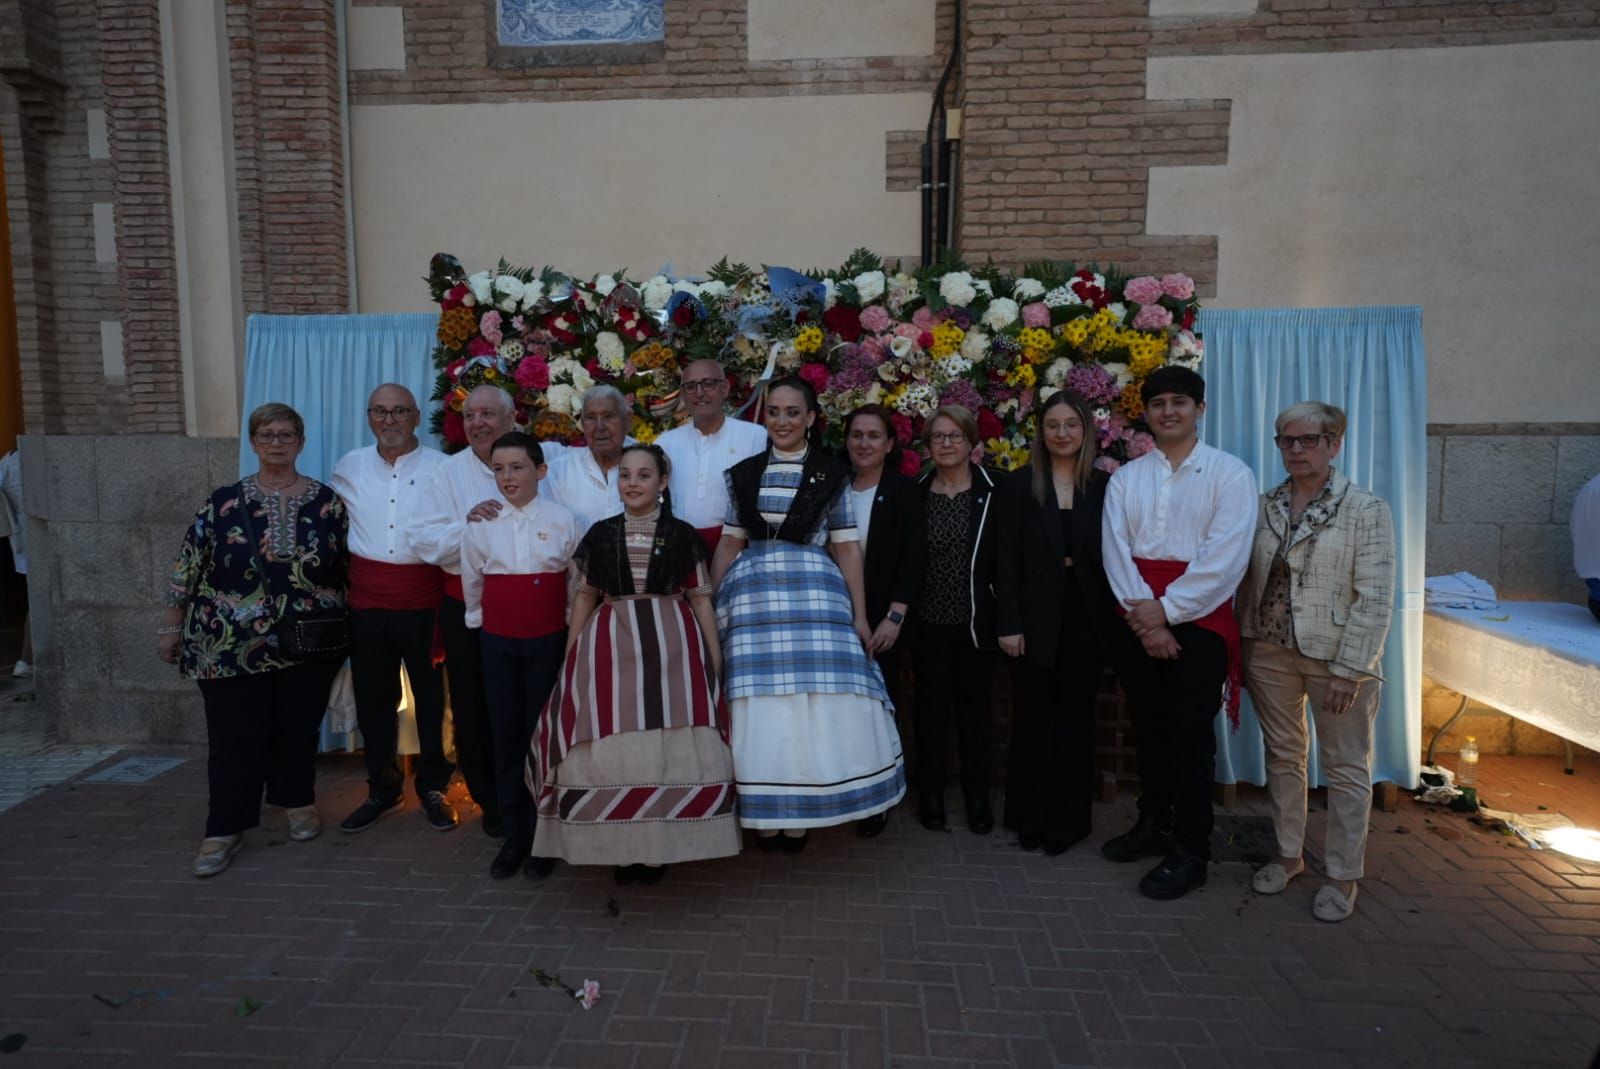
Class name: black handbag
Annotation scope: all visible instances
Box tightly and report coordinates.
[240,484,350,660]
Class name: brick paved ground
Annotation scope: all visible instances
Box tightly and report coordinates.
[1,749,1597,1069]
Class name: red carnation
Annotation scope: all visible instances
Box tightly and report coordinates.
[976,407,1004,441]
[442,409,466,446]
[585,358,604,381]
[1181,306,1196,330]
[514,357,550,391]
[890,412,914,445]
[442,283,468,310]
[898,450,924,478]
[467,337,496,357]
[823,305,862,343]
[446,357,467,380]
[798,361,830,394]
[544,312,579,346]
[917,331,935,350]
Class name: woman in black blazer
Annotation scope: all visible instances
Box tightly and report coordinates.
[994,389,1115,854]
[913,405,1000,835]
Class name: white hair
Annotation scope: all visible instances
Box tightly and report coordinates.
[581,384,629,420]
[465,383,514,415]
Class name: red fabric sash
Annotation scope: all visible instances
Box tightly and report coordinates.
[1131,557,1242,731]
[443,573,465,602]
[348,556,444,611]
[695,525,723,555]
[482,572,568,639]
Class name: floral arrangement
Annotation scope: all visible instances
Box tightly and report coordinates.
[425,249,1203,472]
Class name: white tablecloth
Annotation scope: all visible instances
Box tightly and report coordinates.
[1422,602,1600,752]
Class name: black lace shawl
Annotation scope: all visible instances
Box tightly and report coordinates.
[574,512,709,597]
[726,447,851,545]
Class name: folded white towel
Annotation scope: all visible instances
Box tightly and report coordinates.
[1424,572,1499,610]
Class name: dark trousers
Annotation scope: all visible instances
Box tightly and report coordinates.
[480,629,566,845]
[1589,597,1600,624]
[1114,622,1228,859]
[198,659,342,837]
[1004,593,1102,848]
[350,606,452,801]
[439,595,498,821]
[912,623,994,805]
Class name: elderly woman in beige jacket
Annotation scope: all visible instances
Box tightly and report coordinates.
[1238,401,1394,922]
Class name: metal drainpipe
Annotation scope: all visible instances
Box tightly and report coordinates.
[336,0,358,312]
[923,0,963,265]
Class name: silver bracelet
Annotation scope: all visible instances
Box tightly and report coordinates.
[156,626,182,635]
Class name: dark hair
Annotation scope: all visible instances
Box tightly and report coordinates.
[843,403,900,466]
[619,442,675,516]
[1029,390,1097,507]
[1139,365,1205,407]
[764,376,825,450]
[490,430,543,466]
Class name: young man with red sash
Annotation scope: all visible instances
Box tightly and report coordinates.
[1100,366,1257,900]
[330,384,453,833]
[460,432,582,880]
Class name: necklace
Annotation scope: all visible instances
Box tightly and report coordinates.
[256,473,298,494]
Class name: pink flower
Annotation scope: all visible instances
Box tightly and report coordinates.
[890,412,914,445]
[859,336,888,362]
[576,979,600,1010]
[1020,302,1051,329]
[1161,273,1195,300]
[1126,431,1156,459]
[798,361,829,393]
[467,336,497,357]
[479,310,503,346]
[911,307,939,331]
[1094,455,1121,474]
[898,450,924,478]
[1122,276,1164,306]
[859,305,891,334]
[892,322,920,341]
[514,357,550,391]
[1132,304,1174,331]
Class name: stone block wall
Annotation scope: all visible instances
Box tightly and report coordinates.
[18,433,242,744]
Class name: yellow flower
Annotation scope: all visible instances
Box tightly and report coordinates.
[1061,319,1091,348]
[629,416,657,444]
[1117,382,1144,419]
[795,326,824,355]
[1004,363,1036,389]
[929,322,966,359]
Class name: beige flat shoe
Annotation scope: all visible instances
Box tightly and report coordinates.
[1251,860,1304,895]
[192,834,243,877]
[286,805,322,842]
[1313,882,1358,922]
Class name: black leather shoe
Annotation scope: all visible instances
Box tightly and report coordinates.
[856,813,888,838]
[918,793,947,831]
[1018,833,1042,852]
[614,865,640,885]
[779,832,809,855]
[490,837,528,879]
[1138,849,1208,900]
[421,791,459,831]
[755,833,785,853]
[1101,817,1172,863]
[481,812,505,839]
[966,796,995,835]
[339,795,402,833]
[524,855,556,881]
[636,865,667,886]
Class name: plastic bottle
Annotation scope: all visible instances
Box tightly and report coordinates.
[1457,736,1479,788]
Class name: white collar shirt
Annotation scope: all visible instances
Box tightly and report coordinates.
[1101,440,1259,625]
[330,443,447,564]
[656,417,769,529]
[406,447,502,575]
[459,495,581,629]
[1574,474,1600,579]
[544,445,630,535]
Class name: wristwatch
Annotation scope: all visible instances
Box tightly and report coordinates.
[886,610,905,625]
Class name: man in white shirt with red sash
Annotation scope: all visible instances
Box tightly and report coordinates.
[1100,366,1257,901]
[656,359,768,554]
[544,385,633,536]
[331,385,454,832]
[407,385,515,836]
[460,432,581,880]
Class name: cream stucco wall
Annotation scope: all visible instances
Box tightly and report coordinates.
[349,94,926,311]
[1146,41,1600,424]
[747,0,936,61]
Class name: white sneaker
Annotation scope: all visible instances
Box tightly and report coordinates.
[11,660,32,678]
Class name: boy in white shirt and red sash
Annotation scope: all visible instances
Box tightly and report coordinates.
[460,432,582,880]
[1099,366,1257,900]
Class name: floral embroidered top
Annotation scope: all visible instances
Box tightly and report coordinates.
[166,477,349,679]
[1255,477,1336,652]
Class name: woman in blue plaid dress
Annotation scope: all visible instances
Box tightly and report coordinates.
[710,379,907,852]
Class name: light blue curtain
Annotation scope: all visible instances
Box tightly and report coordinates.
[238,313,440,481]
[240,313,441,752]
[1199,307,1426,789]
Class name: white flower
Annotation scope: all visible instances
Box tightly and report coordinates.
[1093,405,1112,423]
[935,354,973,379]
[852,270,886,304]
[546,383,580,417]
[1043,358,1072,387]
[1100,361,1133,388]
[640,275,673,312]
[960,329,990,362]
[520,280,546,312]
[699,279,728,300]
[889,335,916,359]
[468,271,493,304]
[974,279,993,298]
[939,271,977,308]
[1039,384,1060,402]
[549,357,594,392]
[886,272,919,314]
[980,298,1019,331]
[1169,329,1204,366]
[997,397,1019,417]
[1043,284,1082,309]
[594,331,626,374]
[821,278,838,309]
[672,279,701,296]
[493,275,525,312]
[772,340,800,371]
[1108,302,1127,322]
[593,274,618,298]
[1012,278,1045,301]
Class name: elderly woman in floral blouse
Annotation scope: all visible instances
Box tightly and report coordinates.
[1238,401,1394,922]
[158,403,349,877]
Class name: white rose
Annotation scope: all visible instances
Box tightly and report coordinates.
[1039,385,1060,402]
[889,335,915,359]
[821,278,837,309]
[1043,357,1072,387]
[520,280,545,312]
[493,275,525,312]
[1012,278,1045,301]
[594,331,626,374]
[640,275,673,312]
[593,274,618,298]
[468,271,493,304]
[1101,361,1133,388]
[960,328,990,362]
[939,271,977,308]
[699,279,728,300]
[980,298,1019,331]
[852,270,886,304]
[546,384,579,417]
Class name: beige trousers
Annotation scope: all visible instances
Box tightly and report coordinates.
[1242,639,1379,881]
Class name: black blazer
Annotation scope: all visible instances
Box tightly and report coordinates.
[916,462,1001,649]
[859,469,927,633]
[993,464,1115,669]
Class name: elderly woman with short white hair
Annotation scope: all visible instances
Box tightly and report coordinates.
[1237,401,1394,922]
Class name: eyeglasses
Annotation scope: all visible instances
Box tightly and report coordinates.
[682,378,725,394]
[1274,433,1330,451]
[929,432,969,446]
[253,431,301,444]
[368,405,415,422]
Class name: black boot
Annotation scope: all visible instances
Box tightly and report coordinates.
[1138,848,1208,900]
[1100,815,1172,863]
